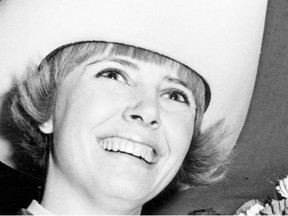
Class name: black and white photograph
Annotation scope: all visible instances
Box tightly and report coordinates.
[0,0,287,215]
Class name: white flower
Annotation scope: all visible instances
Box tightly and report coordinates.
[236,199,264,216]
[245,203,264,216]
[276,175,288,198]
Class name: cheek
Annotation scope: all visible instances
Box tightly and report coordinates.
[55,83,128,128]
[162,110,194,166]
[163,111,195,157]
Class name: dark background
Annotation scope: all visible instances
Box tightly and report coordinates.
[151,0,288,214]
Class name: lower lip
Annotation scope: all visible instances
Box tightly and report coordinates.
[102,149,153,167]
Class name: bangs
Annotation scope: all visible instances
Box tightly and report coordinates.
[108,43,207,114]
[108,43,179,68]
[43,41,208,119]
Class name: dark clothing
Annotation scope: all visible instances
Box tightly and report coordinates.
[0,162,43,215]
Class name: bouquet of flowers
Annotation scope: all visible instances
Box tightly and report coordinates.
[236,175,288,215]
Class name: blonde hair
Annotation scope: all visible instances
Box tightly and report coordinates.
[10,41,229,189]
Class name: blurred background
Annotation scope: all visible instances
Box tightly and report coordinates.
[0,0,287,214]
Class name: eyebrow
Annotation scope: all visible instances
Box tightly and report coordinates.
[87,58,139,70]
[164,76,189,89]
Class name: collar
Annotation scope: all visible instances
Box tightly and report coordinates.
[27,200,53,215]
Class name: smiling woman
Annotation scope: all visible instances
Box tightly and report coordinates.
[0,0,267,214]
[11,42,212,214]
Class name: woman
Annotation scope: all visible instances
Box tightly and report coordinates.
[12,41,213,215]
[0,0,267,214]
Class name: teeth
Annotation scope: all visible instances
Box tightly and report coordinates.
[112,142,119,151]
[133,146,142,158]
[141,151,148,161]
[146,150,153,163]
[107,142,112,150]
[98,137,155,163]
[141,148,153,163]
[125,142,134,155]
[119,141,126,153]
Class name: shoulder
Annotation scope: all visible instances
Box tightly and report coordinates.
[0,162,43,215]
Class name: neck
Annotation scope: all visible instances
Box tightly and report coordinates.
[41,160,142,215]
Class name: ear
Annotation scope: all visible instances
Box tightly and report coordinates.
[39,117,53,134]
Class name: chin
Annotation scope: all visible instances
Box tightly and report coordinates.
[103,178,159,204]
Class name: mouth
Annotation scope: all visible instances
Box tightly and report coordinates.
[98,137,156,164]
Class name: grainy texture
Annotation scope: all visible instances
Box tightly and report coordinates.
[0,0,287,215]
[149,0,288,214]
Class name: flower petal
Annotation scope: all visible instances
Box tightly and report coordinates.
[277,176,288,198]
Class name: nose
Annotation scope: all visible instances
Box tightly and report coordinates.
[123,96,161,130]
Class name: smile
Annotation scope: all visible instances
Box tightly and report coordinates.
[98,137,155,164]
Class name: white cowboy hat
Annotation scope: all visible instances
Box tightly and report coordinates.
[0,0,267,153]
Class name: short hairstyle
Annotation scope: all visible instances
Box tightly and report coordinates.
[10,41,229,190]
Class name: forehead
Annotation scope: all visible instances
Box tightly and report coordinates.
[51,42,204,95]
[80,57,195,99]
[51,42,206,115]
[109,43,202,85]
[101,44,198,89]
[85,54,182,77]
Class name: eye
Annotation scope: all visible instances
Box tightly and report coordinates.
[162,89,190,105]
[96,68,127,83]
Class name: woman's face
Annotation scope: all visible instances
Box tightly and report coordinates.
[49,53,196,207]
